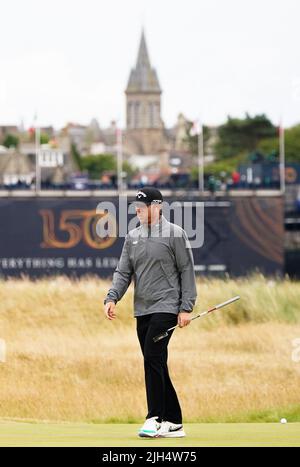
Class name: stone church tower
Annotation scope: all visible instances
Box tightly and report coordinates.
[124,30,166,155]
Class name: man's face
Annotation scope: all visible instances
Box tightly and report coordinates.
[135,202,150,224]
[135,203,160,224]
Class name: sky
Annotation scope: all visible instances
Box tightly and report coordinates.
[0,0,299,130]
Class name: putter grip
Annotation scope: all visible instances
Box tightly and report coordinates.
[215,296,240,309]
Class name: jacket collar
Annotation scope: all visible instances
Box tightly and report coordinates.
[141,213,167,235]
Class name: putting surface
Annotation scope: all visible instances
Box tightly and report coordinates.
[0,421,299,447]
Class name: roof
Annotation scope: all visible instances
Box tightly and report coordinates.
[0,151,34,176]
[126,30,161,94]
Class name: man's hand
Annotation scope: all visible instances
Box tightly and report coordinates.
[178,311,191,328]
[104,301,116,320]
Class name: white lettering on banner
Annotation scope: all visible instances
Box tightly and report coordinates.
[0,257,119,270]
[0,258,65,269]
[95,257,119,268]
[67,258,93,268]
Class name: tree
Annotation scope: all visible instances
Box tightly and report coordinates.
[71,150,137,180]
[258,124,300,163]
[215,113,277,159]
[40,133,50,144]
[3,134,19,148]
[191,155,244,179]
[80,154,116,179]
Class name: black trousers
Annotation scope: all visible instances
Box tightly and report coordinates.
[136,312,182,424]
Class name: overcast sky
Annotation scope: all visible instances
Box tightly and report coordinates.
[0,0,299,130]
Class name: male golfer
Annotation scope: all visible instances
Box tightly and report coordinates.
[104,187,197,438]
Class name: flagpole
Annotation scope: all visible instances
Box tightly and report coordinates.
[35,116,41,193]
[198,122,204,193]
[279,121,285,194]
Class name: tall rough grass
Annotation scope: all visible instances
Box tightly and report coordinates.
[0,274,300,423]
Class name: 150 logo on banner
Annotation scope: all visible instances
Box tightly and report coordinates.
[39,210,117,249]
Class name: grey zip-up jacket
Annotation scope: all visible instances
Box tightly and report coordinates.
[104,214,197,317]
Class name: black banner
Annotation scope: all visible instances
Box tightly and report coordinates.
[0,196,284,278]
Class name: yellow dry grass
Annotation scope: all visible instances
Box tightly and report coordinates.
[0,274,300,423]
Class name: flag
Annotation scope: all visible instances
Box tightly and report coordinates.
[190,120,202,137]
[29,112,38,137]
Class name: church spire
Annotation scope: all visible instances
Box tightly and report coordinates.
[126,29,161,94]
[135,28,151,69]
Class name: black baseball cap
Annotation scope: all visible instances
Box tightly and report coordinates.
[128,186,163,207]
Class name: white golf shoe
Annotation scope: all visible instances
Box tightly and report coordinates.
[157,421,186,438]
[138,416,161,438]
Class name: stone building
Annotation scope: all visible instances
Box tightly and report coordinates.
[123,30,166,156]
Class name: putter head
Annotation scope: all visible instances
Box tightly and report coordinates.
[153,331,168,343]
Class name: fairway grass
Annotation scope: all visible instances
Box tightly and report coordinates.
[0,421,299,447]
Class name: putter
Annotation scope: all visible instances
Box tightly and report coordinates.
[153,296,240,343]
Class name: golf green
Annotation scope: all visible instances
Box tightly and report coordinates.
[0,421,299,447]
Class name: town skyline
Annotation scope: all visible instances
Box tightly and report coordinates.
[0,0,299,129]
